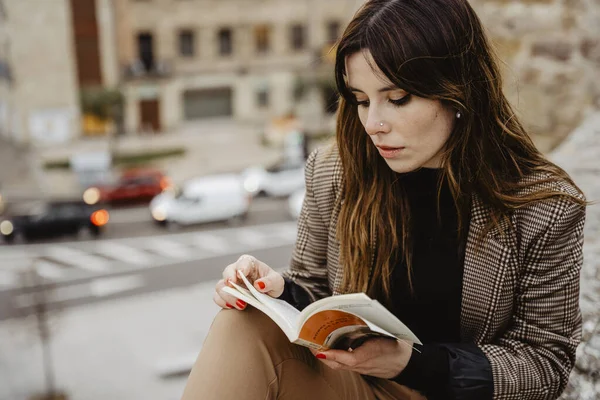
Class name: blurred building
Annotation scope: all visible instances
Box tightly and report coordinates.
[0,0,361,144]
[0,0,119,145]
[115,0,361,136]
[0,0,81,145]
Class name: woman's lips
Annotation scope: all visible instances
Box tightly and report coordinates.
[376,146,405,159]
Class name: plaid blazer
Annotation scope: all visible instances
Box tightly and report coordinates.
[283,145,586,400]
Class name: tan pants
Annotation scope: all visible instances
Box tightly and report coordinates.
[181,307,426,400]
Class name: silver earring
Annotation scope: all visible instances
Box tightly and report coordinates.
[456,111,462,119]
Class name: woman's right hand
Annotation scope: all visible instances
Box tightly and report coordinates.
[213,254,285,310]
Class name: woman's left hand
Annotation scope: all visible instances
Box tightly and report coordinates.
[311,338,413,379]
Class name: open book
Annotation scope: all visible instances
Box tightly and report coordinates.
[223,271,422,351]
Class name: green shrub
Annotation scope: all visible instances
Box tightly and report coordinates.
[43,147,186,170]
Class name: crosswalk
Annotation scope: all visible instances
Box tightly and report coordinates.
[0,222,298,290]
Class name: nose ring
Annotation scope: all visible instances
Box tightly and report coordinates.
[379,122,384,127]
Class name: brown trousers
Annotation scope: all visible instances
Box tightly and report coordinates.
[181,307,426,400]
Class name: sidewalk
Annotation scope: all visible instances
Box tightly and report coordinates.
[0,114,598,400]
[2,120,285,200]
[0,282,220,400]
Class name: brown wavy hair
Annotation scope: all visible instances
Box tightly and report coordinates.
[334,0,586,300]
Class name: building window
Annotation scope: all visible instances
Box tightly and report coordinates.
[290,24,305,51]
[179,30,195,57]
[327,21,341,44]
[218,28,233,56]
[137,32,154,71]
[257,88,269,108]
[255,25,271,54]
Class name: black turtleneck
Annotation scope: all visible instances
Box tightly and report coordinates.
[387,167,463,342]
[388,167,465,397]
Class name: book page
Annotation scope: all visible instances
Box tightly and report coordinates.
[298,309,370,349]
[301,294,421,345]
[342,301,421,344]
[236,272,301,333]
[222,284,297,341]
[298,293,373,326]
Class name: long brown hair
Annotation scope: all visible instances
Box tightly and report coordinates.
[334,0,586,301]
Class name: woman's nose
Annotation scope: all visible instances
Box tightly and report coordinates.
[364,110,387,136]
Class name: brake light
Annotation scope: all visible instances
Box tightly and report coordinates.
[91,209,110,226]
[160,177,172,191]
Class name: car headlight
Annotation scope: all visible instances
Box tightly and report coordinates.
[0,220,14,235]
[243,176,260,194]
[83,187,101,205]
[151,207,167,222]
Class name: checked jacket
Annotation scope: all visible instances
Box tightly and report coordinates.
[282,145,586,400]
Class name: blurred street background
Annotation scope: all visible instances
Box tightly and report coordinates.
[0,0,598,399]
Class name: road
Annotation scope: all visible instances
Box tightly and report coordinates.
[0,197,297,320]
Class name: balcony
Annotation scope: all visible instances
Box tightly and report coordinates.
[122,59,172,81]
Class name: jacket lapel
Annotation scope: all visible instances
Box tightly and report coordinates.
[460,193,515,343]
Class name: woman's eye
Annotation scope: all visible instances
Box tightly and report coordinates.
[356,100,369,107]
[389,94,411,107]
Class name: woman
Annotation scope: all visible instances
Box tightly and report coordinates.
[181,0,587,399]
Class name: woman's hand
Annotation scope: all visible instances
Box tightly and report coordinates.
[311,338,413,379]
[213,254,285,310]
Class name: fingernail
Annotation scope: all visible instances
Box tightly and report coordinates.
[316,353,326,359]
[236,300,246,309]
[257,281,266,290]
[226,303,234,309]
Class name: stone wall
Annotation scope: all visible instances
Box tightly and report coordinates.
[470,0,600,152]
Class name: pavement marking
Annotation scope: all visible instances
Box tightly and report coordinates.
[234,228,269,249]
[193,233,230,253]
[35,260,65,279]
[145,238,193,259]
[0,270,16,286]
[0,248,36,268]
[94,241,153,266]
[90,275,145,297]
[45,246,110,272]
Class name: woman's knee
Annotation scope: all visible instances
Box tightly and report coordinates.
[206,307,311,365]
[209,307,287,344]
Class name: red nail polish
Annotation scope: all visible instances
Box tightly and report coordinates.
[257,281,266,290]
[236,300,246,308]
[226,303,233,309]
[316,353,326,359]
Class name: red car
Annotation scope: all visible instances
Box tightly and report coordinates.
[83,168,172,205]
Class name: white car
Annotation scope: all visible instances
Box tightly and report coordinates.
[288,188,305,220]
[242,160,305,197]
[150,174,251,226]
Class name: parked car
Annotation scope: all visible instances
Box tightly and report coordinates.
[241,159,305,197]
[150,174,251,227]
[0,200,109,243]
[288,188,305,220]
[83,167,171,206]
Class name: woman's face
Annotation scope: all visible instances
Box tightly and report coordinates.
[346,50,455,173]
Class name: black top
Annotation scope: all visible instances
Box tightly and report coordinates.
[386,167,463,343]
[388,168,463,398]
